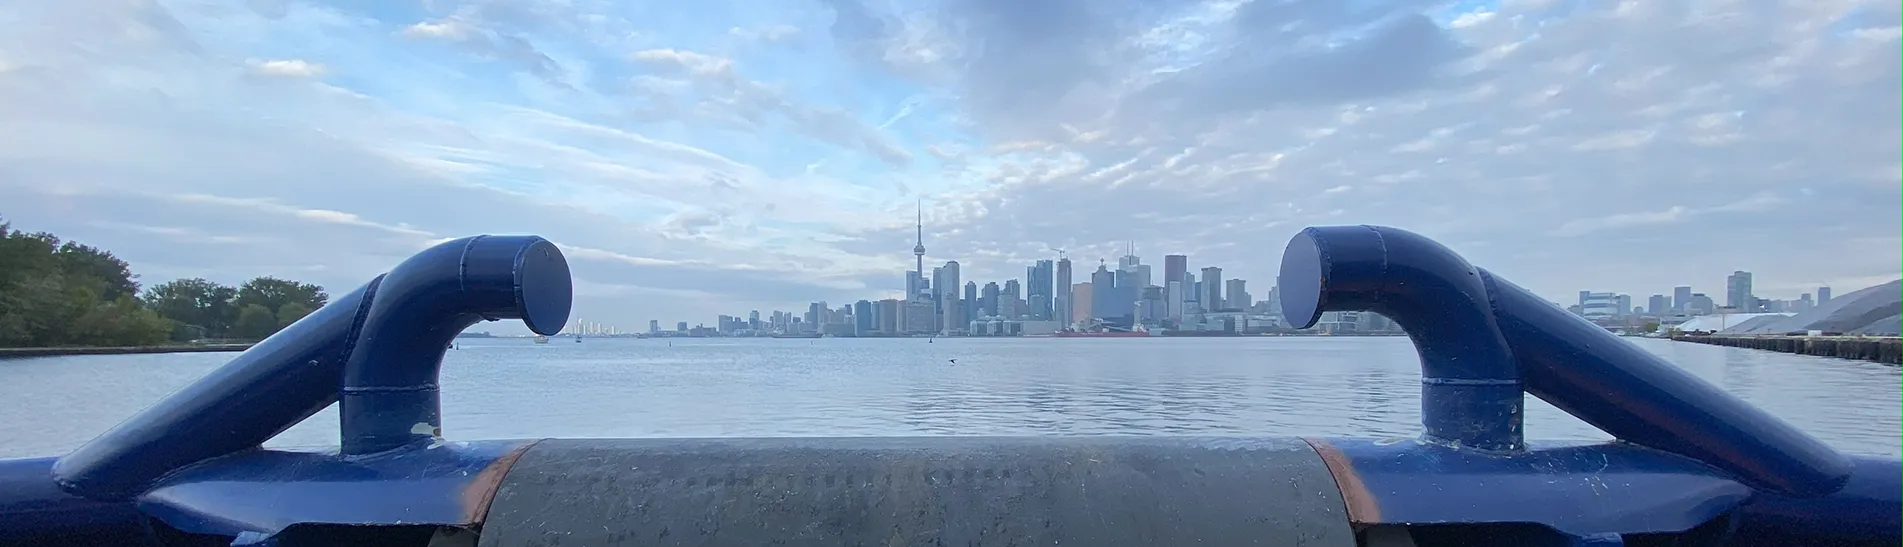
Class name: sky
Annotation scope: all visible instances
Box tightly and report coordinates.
[1,0,1897,333]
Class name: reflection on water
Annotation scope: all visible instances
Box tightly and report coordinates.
[0,336,1895,458]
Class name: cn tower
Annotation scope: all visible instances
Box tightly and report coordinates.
[912,200,925,297]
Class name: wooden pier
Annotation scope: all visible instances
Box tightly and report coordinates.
[1671,335,1902,365]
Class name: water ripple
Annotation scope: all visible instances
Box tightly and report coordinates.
[0,337,1894,458]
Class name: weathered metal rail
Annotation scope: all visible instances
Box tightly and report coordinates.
[0,226,1893,547]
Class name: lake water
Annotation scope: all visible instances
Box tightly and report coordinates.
[0,337,1897,459]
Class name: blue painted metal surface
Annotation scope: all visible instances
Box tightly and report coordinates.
[1280,225,1524,452]
[0,225,1893,547]
[51,236,569,504]
[340,235,570,455]
[1484,274,1855,497]
[1280,224,1854,498]
[1303,438,1755,535]
[52,282,379,502]
[136,440,536,539]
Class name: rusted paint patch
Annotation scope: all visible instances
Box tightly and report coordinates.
[1302,438,1380,524]
[461,440,540,526]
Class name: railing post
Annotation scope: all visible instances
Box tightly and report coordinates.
[340,236,571,456]
[1279,225,1524,452]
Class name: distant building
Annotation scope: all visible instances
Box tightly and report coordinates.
[902,299,934,334]
[963,281,979,326]
[1578,292,1620,320]
[1072,282,1093,323]
[1200,267,1223,312]
[1163,255,1188,287]
[1726,271,1754,311]
[1224,279,1249,311]
[982,282,1001,316]
[853,300,874,334]
[877,299,901,333]
[1055,258,1073,326]
[1818,286,1832,305]
[1687,293,1716,316]
[1028,260,1054,320]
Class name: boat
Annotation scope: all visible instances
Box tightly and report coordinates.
[1,226,1894,547]
[532,335,549,344]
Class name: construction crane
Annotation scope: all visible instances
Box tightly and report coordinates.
[1048,246,1067,260]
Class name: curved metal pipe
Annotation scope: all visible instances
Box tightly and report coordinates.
[339,235,571,456]
[1484,274,1853,497]
[1278,224,1852,497]
[53,282,381,501]
[1278,225,1524,452]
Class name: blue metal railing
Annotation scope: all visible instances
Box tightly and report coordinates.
[1279,225,1852,497]
[52,236,572,500]
[1279,225,1525,453]
[0,225,1891,547]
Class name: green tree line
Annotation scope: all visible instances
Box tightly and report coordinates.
[0,217,329,348]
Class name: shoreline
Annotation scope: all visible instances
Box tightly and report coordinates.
[1671,335,1901,365]
[0,344,254,359]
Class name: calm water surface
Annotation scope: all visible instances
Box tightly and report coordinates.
[0,337,1896,458]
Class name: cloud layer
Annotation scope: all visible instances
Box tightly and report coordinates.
[2,0,1896,330]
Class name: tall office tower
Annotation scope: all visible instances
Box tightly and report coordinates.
[1200,267,1223,311]
[1055,257,1073,325]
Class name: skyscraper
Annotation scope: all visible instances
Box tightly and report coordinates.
[1163,255,1187,285]
[940,261,961,303]
[1818,286,1832,305]
[1055,256,1073,326]
[1028,259,1055,320]
[1224,279,1248,310]
[1673,286,1692,313]
[1117,242,1150,289]
[1726,270,1753,310]
[1200,267,1223,312]
[853,300,874,334]
[982,282,1001,317]
[940,261,961,331]
[963,281,979,324]
[1117,241,1140,270]
[1090,264,1117,321]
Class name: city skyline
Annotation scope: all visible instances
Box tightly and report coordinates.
[645,210,1859,332]
[2,1,1896,332]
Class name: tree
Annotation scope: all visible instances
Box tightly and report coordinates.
[0,217,171,347]
[56,242,140,301]
[235,277,327,317]
[71,296,174,347]
[231,304,280,341]
[0,216,325,347]
[142,278,239,340]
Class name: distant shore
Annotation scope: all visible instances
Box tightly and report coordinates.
[1671,334,1901,365]
[0,344,254,359]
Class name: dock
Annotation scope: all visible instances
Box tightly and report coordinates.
[1671,335,1902,365]
[0,344,253,360]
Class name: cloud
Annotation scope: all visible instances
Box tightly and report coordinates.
[0,0,1896,331]
[247,58,326,77]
